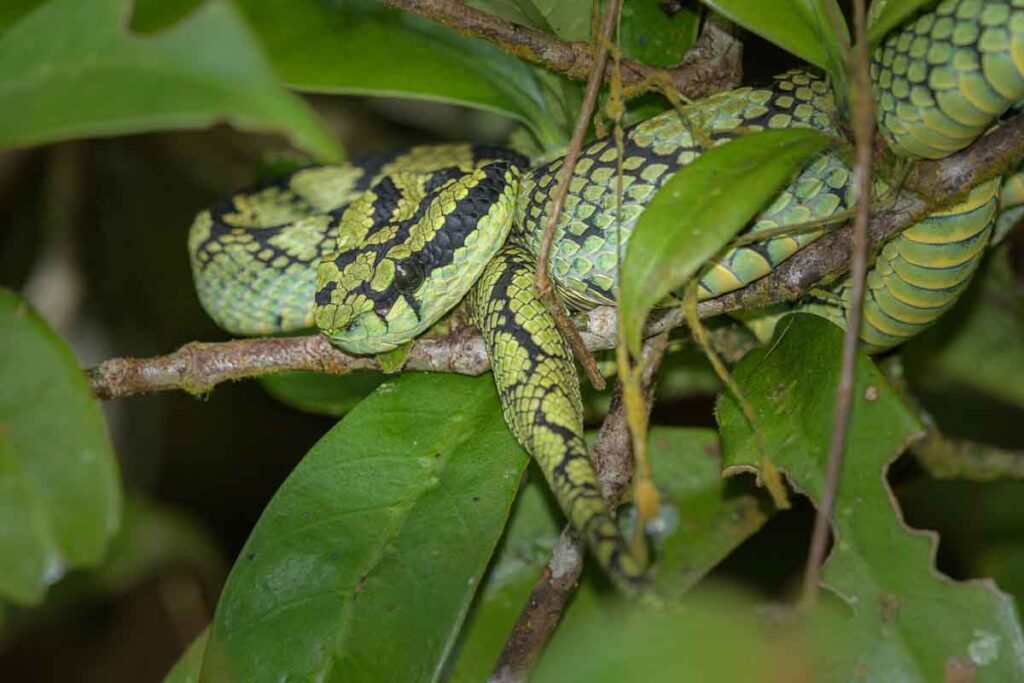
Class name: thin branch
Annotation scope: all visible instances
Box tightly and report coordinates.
[802,0,874,607]
[913,431,1024,481]
[533,0,622,391]
[489,336,667,683]
[377,0,741,100]
[87,117,1024,402]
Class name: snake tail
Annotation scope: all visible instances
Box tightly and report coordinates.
[469,246,648,591]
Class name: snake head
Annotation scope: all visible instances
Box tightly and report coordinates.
[313,160,522,354]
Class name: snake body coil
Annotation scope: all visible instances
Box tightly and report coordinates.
[189,0,1024,591]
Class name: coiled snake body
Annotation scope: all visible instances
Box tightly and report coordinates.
[189,0,1024,590]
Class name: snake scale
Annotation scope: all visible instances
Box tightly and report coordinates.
[189,0,1024,591]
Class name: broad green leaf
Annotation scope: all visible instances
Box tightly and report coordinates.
[166,629,208,683]
[447,428,771,680]
[905,250,1024,412]
[201,374,528,682]
[701,0,848,78]
[237,0,563,146]
[718,314,1024,682]
[649,428,772,597]
[0,0,340,160]
[867,0,938,48]
[535,589,821,681]
[619,128,830,355]
[0,289,121,605]
[445,472,561,683]
[260,372,386,417]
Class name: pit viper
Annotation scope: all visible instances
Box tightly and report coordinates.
[189,0,1024,592]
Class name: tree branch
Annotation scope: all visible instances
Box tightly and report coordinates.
[87,116,1024,402]
[378,0,742,100]
[489,336,667,683]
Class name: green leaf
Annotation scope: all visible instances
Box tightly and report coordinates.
[534,589,823,681]
[700,0,848,78]
[0,289,122,605]
[0,0,340,160]
[718,314,1024,681]
[0,0,41,31]
[905,249,1024,412]
[92,497,223,595]
[260,372,386,417]
[445,471,561,683]
[649,428,772,597]
[201,373,528,682]
[867,0,938,48]
[447,427,771,679]
[165,629,208,683]
[237,0,562,146]
[619,128,830,355]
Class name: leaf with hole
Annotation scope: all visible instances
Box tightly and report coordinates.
[718,314,1024,681]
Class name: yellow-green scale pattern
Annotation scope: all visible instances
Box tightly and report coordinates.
[468,246,646,591]
[187,0,1024,592]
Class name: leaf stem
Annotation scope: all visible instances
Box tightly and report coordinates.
[802,0,874,608]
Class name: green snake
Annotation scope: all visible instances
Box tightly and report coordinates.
[188,0,1024,592]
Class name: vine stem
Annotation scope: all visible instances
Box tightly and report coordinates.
[532,0,624,391]
[802,0,874,607]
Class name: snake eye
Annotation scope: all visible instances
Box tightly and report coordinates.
[394,259,426,294]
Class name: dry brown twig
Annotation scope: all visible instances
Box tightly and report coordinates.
[489,335,668,683]
[801,0,875,606]
[377,0,741,100]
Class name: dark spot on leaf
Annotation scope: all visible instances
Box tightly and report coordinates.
[247,553,256,562]
[472,496,480,503]
[878,592,902,622]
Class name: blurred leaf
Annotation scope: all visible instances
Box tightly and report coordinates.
[0,289,122,606]
[905,249,1024,412]
[620,0,699,66]
[701,0,848,78]
[93,497,223,595]
[165,629,208,683]
[867,0,937,48]
[237,0,563,146]
[201,374,528,682]
[899,478,1024,616]
[467,0,587,39]
[0,0,340,160]
[130,0,205,33]
[619,128,830,355]
[718,314,1024,681]
[447,427,771,679]
[260,371,386,417]
[0,0,41,31]
[534,590,818,681]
